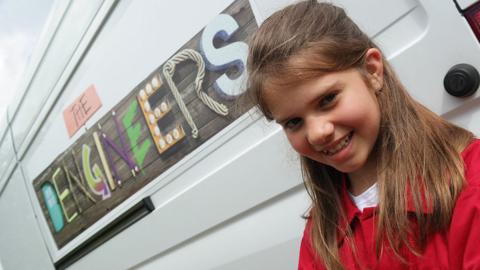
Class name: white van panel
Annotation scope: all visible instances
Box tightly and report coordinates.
[248,0,293,22]
[442,97,480,134]
[135,187,307,270]
[0,115,15,193]
[0,168,53,270]
[384,1,480,118]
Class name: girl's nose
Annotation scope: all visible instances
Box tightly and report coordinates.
[306,119,334,148]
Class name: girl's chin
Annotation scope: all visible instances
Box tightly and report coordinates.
[331,158,368,174]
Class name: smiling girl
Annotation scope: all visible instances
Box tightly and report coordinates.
[247,1,480,269]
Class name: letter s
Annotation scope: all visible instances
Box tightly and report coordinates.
[200,14,248,98]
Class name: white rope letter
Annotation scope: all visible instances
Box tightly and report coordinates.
[163,49,228,138]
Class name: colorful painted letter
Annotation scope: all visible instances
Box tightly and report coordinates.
[52,167,78,223]
[41,182,64,232]
[123,100,153,163]
[200,14,248,97]
[82,144,111,200]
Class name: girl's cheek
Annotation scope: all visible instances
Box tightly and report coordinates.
[286,134,310,155]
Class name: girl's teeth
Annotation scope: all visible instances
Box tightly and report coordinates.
[321,133,352,156]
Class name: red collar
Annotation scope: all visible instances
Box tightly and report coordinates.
[337,174,434,244]
[335,138,480,244]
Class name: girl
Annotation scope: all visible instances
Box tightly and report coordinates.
[247,1,480,269]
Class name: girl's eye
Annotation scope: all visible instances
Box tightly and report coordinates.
[319,92,337,108]
[283,118,302,130]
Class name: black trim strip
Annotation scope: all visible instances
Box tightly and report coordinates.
[453,0,463,14]
[54,197,155,270]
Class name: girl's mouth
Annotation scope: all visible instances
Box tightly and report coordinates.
[321,132,353,156]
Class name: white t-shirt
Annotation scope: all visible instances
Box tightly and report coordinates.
[348,182,378,212]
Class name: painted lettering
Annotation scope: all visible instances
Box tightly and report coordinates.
[93,132,116,190]
[82,144,111,200]
[80,94,91,114]
[52,168,78,223]
[98,111,139,186]
[41,182,64,232]
[123,100,152,166]
[200,14,248,97]
[64,153,97,209]
[70,103,84,127]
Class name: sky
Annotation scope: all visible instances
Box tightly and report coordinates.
[0,0,54,120]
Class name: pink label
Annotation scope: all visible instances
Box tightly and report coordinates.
[63,85,102,137]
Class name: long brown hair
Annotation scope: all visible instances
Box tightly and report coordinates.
[247,1,474,269]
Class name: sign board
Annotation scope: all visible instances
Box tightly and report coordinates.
[32,0,257,249]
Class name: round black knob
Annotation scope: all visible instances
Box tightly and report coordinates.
[444,63,480,97]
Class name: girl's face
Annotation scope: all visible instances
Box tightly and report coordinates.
[264,50,383,180]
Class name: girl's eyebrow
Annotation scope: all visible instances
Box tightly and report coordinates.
[275,112,296,125]
[316,80,341,95]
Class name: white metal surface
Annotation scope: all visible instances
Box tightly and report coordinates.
[134,186,308,270]
[0,168,53,270]
[0,114,14,194]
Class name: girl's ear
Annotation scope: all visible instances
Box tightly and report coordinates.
[365,48,384,91]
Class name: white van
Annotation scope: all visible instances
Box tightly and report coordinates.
[1,0,480,269]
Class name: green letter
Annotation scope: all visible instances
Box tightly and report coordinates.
[123,100,152,167]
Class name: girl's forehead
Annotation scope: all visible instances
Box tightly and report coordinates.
[264,70,347,95]
[261,68,366,108]
[261,74,327,114]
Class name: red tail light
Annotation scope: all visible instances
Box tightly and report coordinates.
[464,2,480,41]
